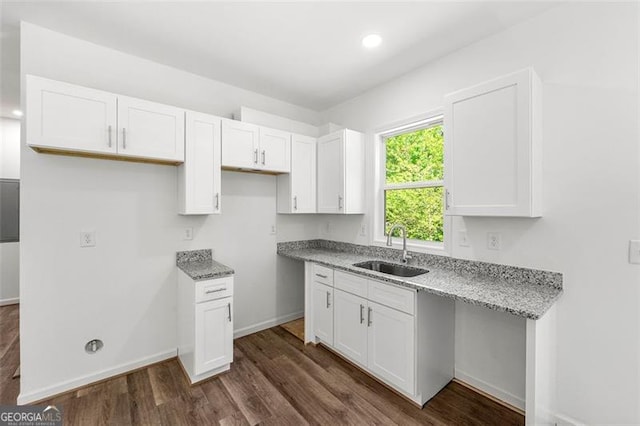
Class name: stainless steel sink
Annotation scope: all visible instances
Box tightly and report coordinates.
[352,260,429,277]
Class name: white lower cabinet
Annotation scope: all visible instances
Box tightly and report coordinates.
[306,264,454,406]
[313,281,334,345]
[333,289,368,366]
[367,300,415,394]
[195,297,233,376]
[178,271,234,384]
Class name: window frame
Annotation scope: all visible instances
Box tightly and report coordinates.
[372,109,451,256]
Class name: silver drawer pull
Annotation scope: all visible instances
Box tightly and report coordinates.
[326,291,331,308]
[367,307,372,326]
[254,149,258,164]
[205,287,226,294]
[122,128,127,149]
[108,125,112,147]
[315,273,328,279]
[360,304,364,324]
[227,303,232,322]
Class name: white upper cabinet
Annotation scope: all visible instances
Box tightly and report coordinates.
[221,120,260,169]
[26,75,185,164]
[277,134,316,214]
[444,68,542,217]
[317,129,365,214]
[259,127,291,173]
[179,112,222,215]
[221,120,291,173]
[27,75,117,155]
[117,96,185,163]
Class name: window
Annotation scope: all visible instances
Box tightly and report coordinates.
[380,115,445,246]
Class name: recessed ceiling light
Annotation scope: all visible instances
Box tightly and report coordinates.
[12,110,23,117]
[362,34,382,49]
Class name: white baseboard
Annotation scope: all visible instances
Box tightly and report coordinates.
[234,311,304,339]
[454,368,525,411]
[551,412,584,426]
[0,298,19,306]
[17,349,176,405]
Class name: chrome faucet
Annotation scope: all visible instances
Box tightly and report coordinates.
[386,223,412,263]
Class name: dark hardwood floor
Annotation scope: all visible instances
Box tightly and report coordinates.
[0,305,523,425]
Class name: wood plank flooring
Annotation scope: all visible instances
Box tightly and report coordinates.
[0,305,524,425]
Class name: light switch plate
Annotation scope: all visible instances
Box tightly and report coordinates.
[629,240,640,264]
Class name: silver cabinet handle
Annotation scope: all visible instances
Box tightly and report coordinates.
[205,287,226,294]
[360,304,364,324]
[315,273,328,279]
[254,149,258,164]
[122,128,127,149]
[445,190,450,210]
[293,196,297,211]
[108,125,112,147]
[367,307,372,326]
[326,291,331,308]
[215,193,220,210]
[227,303,232,322]
[261,150,266,165]
[338,195,343,210]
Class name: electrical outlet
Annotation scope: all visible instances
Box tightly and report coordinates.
[270,225,277,235]
[459,230,469,247]
[80,231,95,247]
[487,232,501,250]
[183,227,193,241]
[325,222,332,235]
[360,223,367,236]
[629,240,640,264]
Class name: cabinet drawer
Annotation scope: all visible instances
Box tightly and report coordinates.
[334,270,367,298]
[195,276,234,303]
[312,264,334,286]
[367,280,415,315]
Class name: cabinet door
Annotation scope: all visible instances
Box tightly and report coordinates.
[367,301,415,395]
[259,127,291,172]
[334,289,367,366]
[444,68,540,217]
[290,134,316,213]
[26,75,117,154]
[117,96,185,162]
[221,120,260,169]
[313,282,334,345]
[179,112,221,215]
[195,297,233,376]
[317,132,344,213]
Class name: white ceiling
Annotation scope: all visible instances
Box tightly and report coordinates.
[0,1,556,117]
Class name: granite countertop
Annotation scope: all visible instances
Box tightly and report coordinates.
[177,249,234,281]
[278,241,562,320]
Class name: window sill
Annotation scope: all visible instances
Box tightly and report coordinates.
[371,237,450,258]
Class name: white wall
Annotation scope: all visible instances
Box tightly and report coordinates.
[321,3,639,424]
[18,22,320,402]
[0,117,20,305]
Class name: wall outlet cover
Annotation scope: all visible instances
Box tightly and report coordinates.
[487,232,501,250]
[270,225,277,235]
[80,231,95,247]
[459,230,470,247]
[183,227,193,241]
[360,223,367,236]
